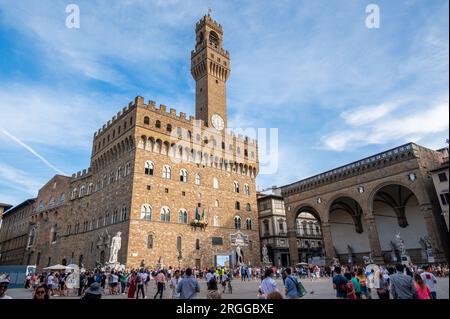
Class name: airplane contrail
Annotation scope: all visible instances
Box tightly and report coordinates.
[0,128,66,175]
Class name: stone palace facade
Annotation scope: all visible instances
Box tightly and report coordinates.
[0,14,260,270]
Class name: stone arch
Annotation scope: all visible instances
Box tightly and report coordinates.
[328,195,370,261]
[367,179,426,213]
[371,183,430,263]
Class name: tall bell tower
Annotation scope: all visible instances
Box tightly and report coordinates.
[191,12,230,130]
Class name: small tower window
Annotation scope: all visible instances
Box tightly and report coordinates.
[209,31,219,46]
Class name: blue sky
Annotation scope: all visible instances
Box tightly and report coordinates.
[0,0,448,206]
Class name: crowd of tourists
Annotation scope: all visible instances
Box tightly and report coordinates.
[330,263,444,299]
[0,262,447,300]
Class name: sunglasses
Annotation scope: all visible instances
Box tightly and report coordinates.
[36,290,46,295]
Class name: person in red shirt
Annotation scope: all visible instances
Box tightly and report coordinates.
[344,273,357,299]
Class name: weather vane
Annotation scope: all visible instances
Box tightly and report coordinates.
[208,7,212,16]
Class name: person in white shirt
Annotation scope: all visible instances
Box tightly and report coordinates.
[170,270,181,299]
[47,273,55,296]
[205,269,217,284]
[421,265,438,299]
[0,279,12,299]
[260,269,278,298]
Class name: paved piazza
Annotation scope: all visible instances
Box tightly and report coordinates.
[6,277,449,299]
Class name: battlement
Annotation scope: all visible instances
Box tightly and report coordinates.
[71,167,91,181]
[93,98,138,138]
[196,13,223,34]
[136,96,257,146]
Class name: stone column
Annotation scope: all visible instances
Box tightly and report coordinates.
[364,215,384,264]
[321,222,335,264]
[421,204,443,261]
[287,229,299,266]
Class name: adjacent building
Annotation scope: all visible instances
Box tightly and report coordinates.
[281,143,449,265]
[430,148,449,230]
[257,188,324,267]
[0,199,35,265]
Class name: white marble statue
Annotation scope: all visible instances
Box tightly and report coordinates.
[262,244,271,265]
[108,231,122,264]
[236,245,244,266]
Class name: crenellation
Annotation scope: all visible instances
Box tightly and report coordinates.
[159,104,167,113]
[170,108,176,116]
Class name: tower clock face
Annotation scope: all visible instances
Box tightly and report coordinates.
[211,114,224,130]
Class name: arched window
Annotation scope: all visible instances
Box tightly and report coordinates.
[179,169,188,183]
[79,186,86,197]
[213,216,220,227]
[50,224,57,242]
[112,210,118,223]
[163,165,171,179]
[176,236,182,251]
[234,216,242,229]
[48,197,55,209]
[155,120,161,129]
[145,161,154,175]
[246,219,252,230]
[166,124,172,132]
[195,239,200,250]
[233,181,240,193]
[209,31,219,46]
[121,206,127,221]
[235,201,240,210]
[141,204,152,220]
[246,203,251,211]
[144,116,150,125]
[178,209,188,224]
[214,199,219,207]
[195,173,201,185]
[213,177,219,189]
[59,193,65,206]
[244,184,250,195]
[38,200,45,211]
[88,183,94,194]
[160,207,170,222]
[147,234,154,249]
[116,167,122,180]
[125,161,132,176]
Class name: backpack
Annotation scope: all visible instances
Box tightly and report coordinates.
[288,276,307,298]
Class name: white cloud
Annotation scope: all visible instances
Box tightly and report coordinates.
[322,100,449,151]
[341,103,397,126]
[0,84,123,149]
[0,162,42,196]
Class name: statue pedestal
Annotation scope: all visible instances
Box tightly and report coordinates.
[105,262,125,271]
[400,255,411,266]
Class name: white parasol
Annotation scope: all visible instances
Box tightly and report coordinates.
[43,264,71,271]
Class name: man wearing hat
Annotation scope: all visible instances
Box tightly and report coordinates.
[0,279,12,299]
[81,282,103,300]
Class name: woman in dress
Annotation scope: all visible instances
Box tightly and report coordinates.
[127,271,137,299]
